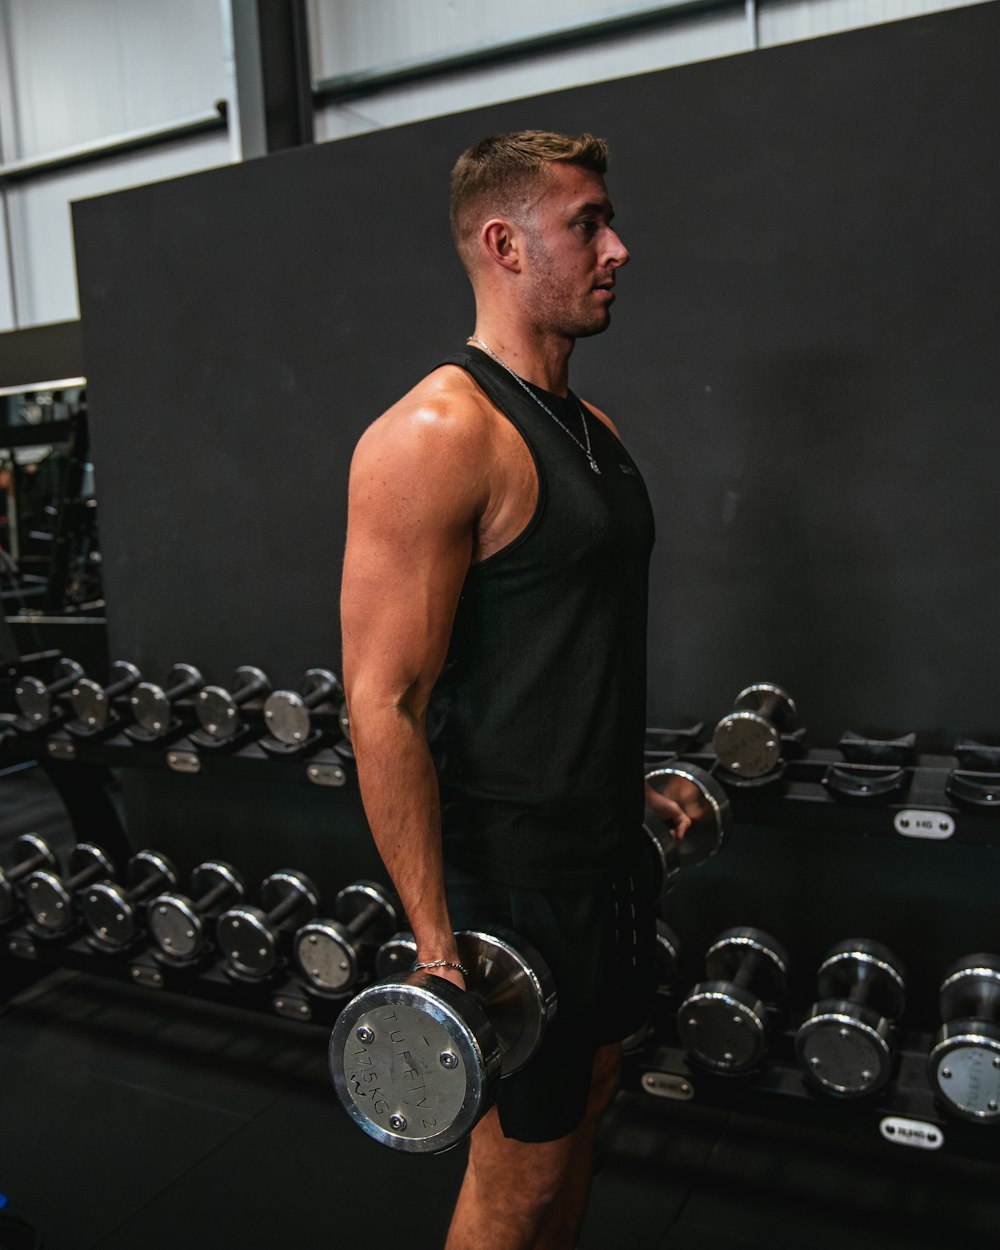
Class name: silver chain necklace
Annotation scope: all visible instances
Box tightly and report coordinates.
[467,337,601,474]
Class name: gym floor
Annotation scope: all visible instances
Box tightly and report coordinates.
[2,765,999,1250]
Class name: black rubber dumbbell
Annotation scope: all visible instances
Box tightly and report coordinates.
[147,861,244,962]
[294,881,399,996]
[713,683,797,779]
[330,927,556,1153]
[262,668,342,749]
[928,954,1000,1123]
[23,843,114,936]
[193,666,270,746]
[80,850,178,949]
[796,939,906,1098]
[678,927,789,1073]
[217,870,319,979]
[15,658,84,728]
[0,835,56,923]
[128,664,204,739]
[642,761,731,896]
[69,661,142,734]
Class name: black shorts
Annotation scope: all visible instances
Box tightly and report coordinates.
[444,828,657,1143]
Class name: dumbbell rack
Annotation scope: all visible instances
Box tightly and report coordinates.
[2,910,351,1028]
[637,733,1000,1163]
[624,996,998,1164]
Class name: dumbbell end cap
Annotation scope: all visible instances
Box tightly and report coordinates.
[330,974,500,1153]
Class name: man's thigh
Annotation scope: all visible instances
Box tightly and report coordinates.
[445,835,656,1143]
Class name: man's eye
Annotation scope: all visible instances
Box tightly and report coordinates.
[576,219,597,235]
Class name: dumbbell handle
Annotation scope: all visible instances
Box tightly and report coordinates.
[162,665,203,702]
[94,662,142,702]
[122,864,170,905]
[63,858,110,894]
[341,898,383,941]
[224,668,268,708]
[193,877,236,915]
[5,844,50,884]
[35,663,82,700]
[262,890,307,931]
[730,950,764,994]
[296,668,340,710]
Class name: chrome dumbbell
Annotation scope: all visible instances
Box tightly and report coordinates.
[0,835,56,923]
[128,664,204,739]
[193,666,270,746]
[796,939,906,1098]
[69,661,142,734]
[148,861,243,962]
[331,927,556,1153]
[23,843,114,936]
[294,881,399,996]
[928,954,1000,1123]
[217,870,319,979]
[262,668,342,749]
[678,927,788,1074]
[713,683,798,779]
[15,658,84,728]
[80,850,177,949]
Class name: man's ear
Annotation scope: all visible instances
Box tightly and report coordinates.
[481,218,523,272]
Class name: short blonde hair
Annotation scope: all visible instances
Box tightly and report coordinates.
[450,130,609,271]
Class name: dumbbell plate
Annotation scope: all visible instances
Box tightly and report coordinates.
[929,1022,1000,1121]
[331,972,499,1153]
[678,982,769,1073]
[131,684,172,733]
[644,762,731,890]
[455,929,556,1078]
[263,690,312,745]
[796,1001,893,1097]
[25,844,111,934]
[71,678,112,728]
[713,711,782,778]
[295,919,359,993]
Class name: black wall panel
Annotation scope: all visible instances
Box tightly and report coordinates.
[69,6,999,914]
[73,4,1000,749]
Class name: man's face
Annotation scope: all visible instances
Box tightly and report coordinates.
[520,162,629,339]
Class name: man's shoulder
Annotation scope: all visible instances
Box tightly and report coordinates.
[352,365,498,473]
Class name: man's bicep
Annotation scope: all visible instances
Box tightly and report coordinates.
[341,422,478,709]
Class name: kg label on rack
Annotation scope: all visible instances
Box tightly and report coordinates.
[894,810,955,840]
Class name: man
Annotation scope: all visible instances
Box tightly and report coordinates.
[341,131,691,1249]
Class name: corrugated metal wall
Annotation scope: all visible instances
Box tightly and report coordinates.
[0,0,990,331]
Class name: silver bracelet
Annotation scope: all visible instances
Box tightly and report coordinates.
[413,958,469,977]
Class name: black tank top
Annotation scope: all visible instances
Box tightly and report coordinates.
[430,346,655,889]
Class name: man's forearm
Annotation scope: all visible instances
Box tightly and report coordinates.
[350,701,460,963]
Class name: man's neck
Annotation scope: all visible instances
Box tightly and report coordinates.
[468,322,575,396]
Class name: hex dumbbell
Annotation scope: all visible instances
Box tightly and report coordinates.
[796,939,906,1098]
[0,835,56,922]
[217,870,319,979]
[263,668,342,748]
[15,657,84,727]
[129,664,203,737]
[294,881,399,996]
[330,928,556,1153]
[643,761,731,895]
[148,861,244,962]
[80,850,177,949]
[928,954,1000,1123]
[713,683,797,779]
[678,927,789,1073]
[194,666,270,744]
[69,661,142,733]
[23,843,114,936]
